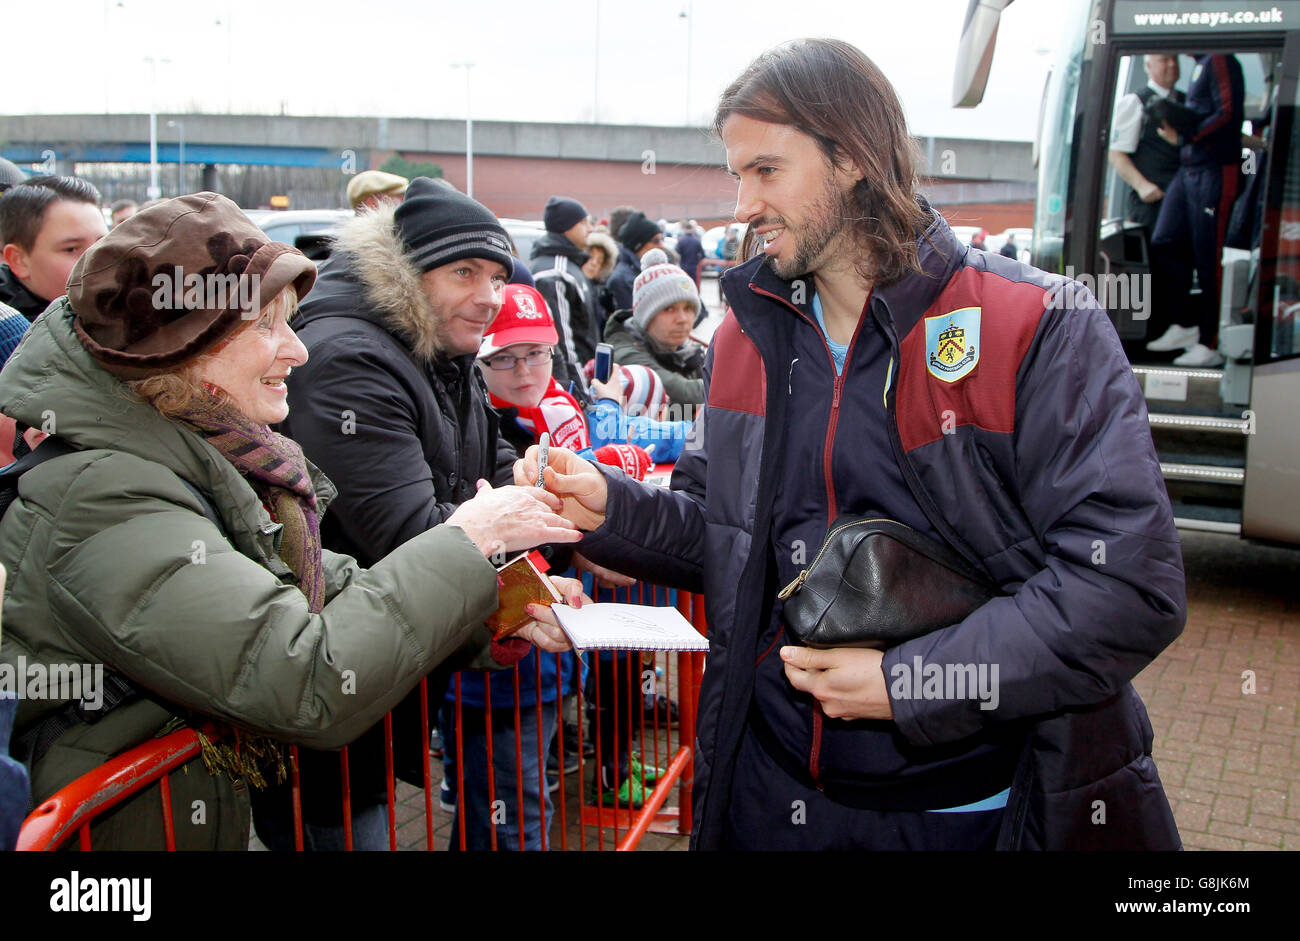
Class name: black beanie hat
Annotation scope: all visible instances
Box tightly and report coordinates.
[394,177,514,277]
[543,196,588,233]
[617,211,660,251]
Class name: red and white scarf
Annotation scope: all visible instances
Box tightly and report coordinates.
[490,377,592,454]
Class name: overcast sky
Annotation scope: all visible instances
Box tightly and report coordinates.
[8,0,1070,140]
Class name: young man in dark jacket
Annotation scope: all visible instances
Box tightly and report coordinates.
[530,195,598,394]
[520,39,1186,850]
[0,176,106,322]
[676,221,706,286]
[603,211,663,317]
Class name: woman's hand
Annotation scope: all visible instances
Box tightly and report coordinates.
[780,646,894,721]
[514,575,589,652]
[513,445,609,531]
[445,480,583,558]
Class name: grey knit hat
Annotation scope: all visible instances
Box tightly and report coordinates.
[639,248,669,270]
[632,262,699,331]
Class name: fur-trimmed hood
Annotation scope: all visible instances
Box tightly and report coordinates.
[295,204,443,362]
[585,231,619,282]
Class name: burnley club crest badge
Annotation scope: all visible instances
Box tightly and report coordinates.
[925,307,981,383]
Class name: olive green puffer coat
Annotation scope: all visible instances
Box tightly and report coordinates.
[0,301,502,849]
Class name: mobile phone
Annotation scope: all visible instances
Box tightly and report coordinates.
[594,343,614,383]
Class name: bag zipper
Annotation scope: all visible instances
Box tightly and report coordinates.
[776,517,897,600]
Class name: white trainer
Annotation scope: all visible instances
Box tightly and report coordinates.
[1145,324,1201,352]
[1172,343,1225,367]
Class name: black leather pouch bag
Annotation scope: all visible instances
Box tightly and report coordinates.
[777,517,999,649]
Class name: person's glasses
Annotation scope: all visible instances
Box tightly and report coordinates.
[484,348,553,370]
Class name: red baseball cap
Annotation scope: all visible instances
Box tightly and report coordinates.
[479,284,559,358]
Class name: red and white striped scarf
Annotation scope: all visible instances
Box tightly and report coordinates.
[490,377,591,453]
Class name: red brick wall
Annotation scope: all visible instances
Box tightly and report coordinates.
[384,151,1035,234]
[934,201,1035,233]
[391,152,736,226]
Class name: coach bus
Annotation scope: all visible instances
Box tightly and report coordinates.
[956,0,1300,546]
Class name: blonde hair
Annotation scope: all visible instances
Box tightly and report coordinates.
[124,286,299,419]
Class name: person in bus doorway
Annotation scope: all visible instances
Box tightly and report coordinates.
[518,38,1187,851]
[1108,53,1185,348]
[1145,53,1245,367]
[1108,54,1184,233]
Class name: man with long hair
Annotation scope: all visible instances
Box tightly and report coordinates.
[522,38,1185,850]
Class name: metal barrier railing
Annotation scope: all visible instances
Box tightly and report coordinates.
[18,582,707,852]
[17,727,204,851]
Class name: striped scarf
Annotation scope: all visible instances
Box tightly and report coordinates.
[489,377,592,454]
[177,384,325,613]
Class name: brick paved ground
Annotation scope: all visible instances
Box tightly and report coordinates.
[253,528,1298,852]
[1131,529,1300,851]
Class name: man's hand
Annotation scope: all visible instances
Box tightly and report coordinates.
[1156,121,1180,146]
[781,646,893,721]
[573,550,637,589]
[514,575,589,652]
[1137,179,1164,203]
[513,445,608,531]
[445,480,582,557]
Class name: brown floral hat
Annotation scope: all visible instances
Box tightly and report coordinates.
[68,192,316,378]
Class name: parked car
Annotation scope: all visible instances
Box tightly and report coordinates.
[254,209,352,247]
[498,218,547,265]
[702,222,747,263]
[990,227,1033,264]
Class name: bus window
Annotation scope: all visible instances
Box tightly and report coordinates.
[1032,3,1092,274]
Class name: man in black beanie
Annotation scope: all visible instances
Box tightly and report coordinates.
[604,210,664,318]
[531,195,597,395]
[285,173,520,589]
[274,178,558,849]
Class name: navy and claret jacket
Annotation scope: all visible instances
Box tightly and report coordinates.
[580,210,1186,850]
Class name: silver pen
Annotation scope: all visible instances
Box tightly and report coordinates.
[536,432,550,488]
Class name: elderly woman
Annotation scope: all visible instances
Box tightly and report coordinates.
[0,193,581,850]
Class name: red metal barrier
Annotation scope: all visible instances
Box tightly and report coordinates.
[18,584,706,852]
[17,728,203,851]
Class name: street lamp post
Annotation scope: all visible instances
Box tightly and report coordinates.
[143,56,171,200]
[593,0,600,123]
[452,61,475,198]
[168,120,185,196]
[679,2,694,125]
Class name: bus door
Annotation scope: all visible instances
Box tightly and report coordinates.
[1092,12,1291,536]
[1241,26,1300,543]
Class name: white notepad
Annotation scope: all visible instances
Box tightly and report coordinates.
[550,603,710,652]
